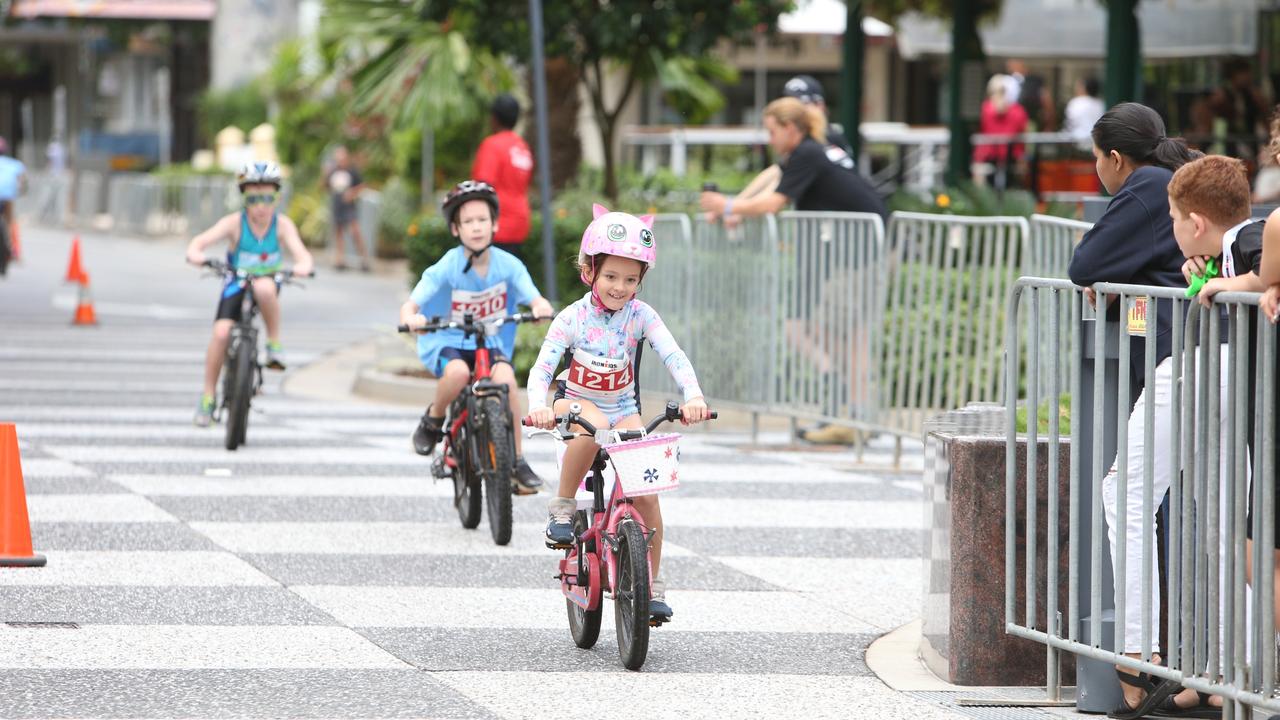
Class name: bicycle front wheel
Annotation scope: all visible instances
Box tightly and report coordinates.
[225,341,253,450]
[614,520,651,670]
[478,397,514,545]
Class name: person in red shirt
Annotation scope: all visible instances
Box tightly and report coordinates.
[472,94,534,257]
[972,74,1029,187]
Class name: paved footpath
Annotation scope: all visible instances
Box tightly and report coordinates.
[0,225,968,719]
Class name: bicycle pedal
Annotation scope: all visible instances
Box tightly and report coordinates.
[649,616,670,627]
[545,541,573,550]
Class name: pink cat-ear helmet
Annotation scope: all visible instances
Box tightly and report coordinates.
[577,203,657,285]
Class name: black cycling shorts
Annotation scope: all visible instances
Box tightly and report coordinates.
[434,347,511,377]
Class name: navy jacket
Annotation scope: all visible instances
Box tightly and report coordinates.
[1068,165,1186,392]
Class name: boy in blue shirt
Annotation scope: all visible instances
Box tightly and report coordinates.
[399,180,553,492]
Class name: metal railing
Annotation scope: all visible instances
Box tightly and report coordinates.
[882,211,1031,437]
[1005,277,1278,714]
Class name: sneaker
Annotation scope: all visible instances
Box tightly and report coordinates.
[512,456,543,494]
[799,423,858,446]
[193,395,215,427]
[649,578,673,621]
[265,341,286,371]
[412,411,444,456]
[545,497,575,549]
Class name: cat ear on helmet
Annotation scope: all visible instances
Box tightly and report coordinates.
[638,214,655,229]
[592,203,610,219]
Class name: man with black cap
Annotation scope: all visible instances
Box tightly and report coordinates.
[782,74,855,169]
[472,94,534,257]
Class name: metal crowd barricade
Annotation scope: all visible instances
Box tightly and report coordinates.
[1005,277,1279,715]
[772,211,887,429]
[73,170,104,228]
[638,214,779,414]
[1027,214,1089,279]
[883,211,1030,437]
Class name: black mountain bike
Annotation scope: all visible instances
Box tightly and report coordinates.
[399,311,544,545]
[204,259,310,451]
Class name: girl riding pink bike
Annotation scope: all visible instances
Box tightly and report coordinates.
[525,204,710,622]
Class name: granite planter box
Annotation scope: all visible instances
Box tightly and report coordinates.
[920,404,1074,686]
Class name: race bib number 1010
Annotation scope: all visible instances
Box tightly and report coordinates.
[451,282,508,323]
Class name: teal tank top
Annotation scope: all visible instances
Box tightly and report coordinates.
[232,212,283,273]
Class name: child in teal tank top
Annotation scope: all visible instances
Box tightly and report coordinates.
[184,164,314,427]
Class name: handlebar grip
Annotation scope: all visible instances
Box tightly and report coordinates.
[397,324,411,333]
[709,411,718,419]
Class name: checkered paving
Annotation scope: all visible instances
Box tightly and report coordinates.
[0,242,957,719]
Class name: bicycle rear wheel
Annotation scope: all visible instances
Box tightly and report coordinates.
[452,421,482,529]
[614,520,651,670]
[225,339,253,450]
[478,397,514,545]
[0,215,10,276]
[567,510,601,648]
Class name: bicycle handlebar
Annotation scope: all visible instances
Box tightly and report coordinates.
[200,259,315,281]
[397,311,547,335]
[521,400,717,440]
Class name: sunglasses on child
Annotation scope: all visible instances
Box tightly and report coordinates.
[244,193,277,206]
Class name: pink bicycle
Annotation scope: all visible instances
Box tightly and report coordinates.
[524,401,715,670]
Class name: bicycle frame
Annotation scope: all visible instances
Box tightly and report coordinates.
[435,315,513,474]
[561,452,651,612]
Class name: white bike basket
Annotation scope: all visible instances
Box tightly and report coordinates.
[602,433,681,497]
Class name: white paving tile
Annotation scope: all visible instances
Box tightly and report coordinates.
[13,423,327,441]
[0,625,408,669]
[294,586,876,634]
[0,551,277,586]
[660,498,922,529]
[0,378,197,393]
[189,521,694,558]
[434,673,966,720]
[45,445,423,465]
[14,458,93,478]
[715,557,925,631]
[25,494,176,523]
[109,474,452,497]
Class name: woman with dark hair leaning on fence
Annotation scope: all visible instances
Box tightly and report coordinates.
[1066,102,1205,719]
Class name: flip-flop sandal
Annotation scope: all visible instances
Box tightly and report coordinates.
[1108,670,1180,720]
[1150,691,1223,719]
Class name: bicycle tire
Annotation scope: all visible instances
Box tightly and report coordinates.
[567,510,601,648]
[614,520,651,670]
[0,215,9,276]
[453,421,482,529]
[478,397,514,545]
[225,340,253,450]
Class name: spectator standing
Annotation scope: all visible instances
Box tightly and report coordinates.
[326,146,370,272]
[1063,77,1105,144]
[1211,58,1269,162]
[471,94,534,259]
[781,74,855,170]
[1067,102,1202,717]
[972,75,1029,187]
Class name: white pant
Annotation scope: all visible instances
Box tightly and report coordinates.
[1103,347,1234,655]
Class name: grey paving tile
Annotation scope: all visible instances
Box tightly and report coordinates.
[0,669,495,718]
[360,627,874,675]
[22,477,127,494]
[30,522,221,551]
[246,553,776,591]
[151,496,462,523]
[665,526,924,559]
[0,587,335,625]
[675,479,922,501]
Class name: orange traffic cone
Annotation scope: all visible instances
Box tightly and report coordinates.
[9,220,20,262]
[0,423,46,567]
[64,235,84,283]
[72,272,97,326]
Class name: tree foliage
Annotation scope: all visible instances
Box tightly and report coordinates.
[459,0,792,199]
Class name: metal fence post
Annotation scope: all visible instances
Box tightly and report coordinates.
[1076,303,1124,712]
